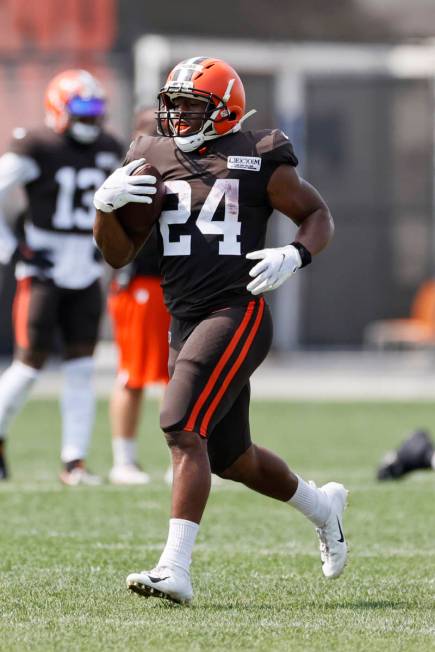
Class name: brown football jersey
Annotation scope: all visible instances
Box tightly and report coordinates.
[131,227,160,277]
[10,126,123,234]
[115,226,161,286]
[7,126,123,289]
[125,129,298,320]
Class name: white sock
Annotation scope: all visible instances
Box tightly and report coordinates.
[431,452,435,470]
[288,475,331,527]
[0,361,39,436]
[112,437,137,467]
[158,518,199,574]
[60,357,95,463]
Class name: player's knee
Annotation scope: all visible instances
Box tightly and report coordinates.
[160,402,188,438]
[163,428,202,453]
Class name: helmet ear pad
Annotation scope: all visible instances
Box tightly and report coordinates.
[213,104,244,136]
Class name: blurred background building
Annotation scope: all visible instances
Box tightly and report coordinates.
[1,0,435,353]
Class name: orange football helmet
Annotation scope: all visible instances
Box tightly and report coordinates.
[45,69,106,134]
[157,57,251,151]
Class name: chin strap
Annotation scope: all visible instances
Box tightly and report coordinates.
[237,109,257,127]
[174,108,257,152]
[174,133,206,153]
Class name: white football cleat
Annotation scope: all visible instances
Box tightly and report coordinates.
[59,466,102,487]
[314,481,348,579]
[109,464,150,485]
[127,565,192,604]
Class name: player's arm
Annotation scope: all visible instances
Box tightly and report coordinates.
[267,164,334,254]
[0,152,39,265]
[93,158,157,268]
[246,164,334,296]
[93,209,140,269]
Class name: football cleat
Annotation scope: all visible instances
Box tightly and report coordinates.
[0,440,8,480]
[127,565,192,604]
[109,463,150,486]
[377,430,434,480]
[59,463,102,487]
[312,481,348,579]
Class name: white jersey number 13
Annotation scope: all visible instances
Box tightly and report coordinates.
[53,166,106,230]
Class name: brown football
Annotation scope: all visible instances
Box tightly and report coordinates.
[115,162,165,238]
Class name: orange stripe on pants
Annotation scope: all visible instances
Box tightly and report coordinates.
[12,278,31,350]
[199,298,265,436]
[184,301,256,433]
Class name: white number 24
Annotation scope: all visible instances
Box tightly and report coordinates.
[159,179,241,256]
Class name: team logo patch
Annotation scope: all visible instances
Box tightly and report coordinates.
[227,156,262,172]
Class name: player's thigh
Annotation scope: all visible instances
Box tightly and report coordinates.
[160,298,272,437]
[207,382,251,474]
[13,277,58,361]
[59,280,102,355]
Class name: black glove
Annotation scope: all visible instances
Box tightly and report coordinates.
[14,242,54,270]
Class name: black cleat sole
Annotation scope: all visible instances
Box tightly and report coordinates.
[127,581,186,605]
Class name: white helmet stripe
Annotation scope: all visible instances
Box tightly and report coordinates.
[222,79,235,103]
[172,65,202,82]
[184,56,207,65]
[171,57,207,82]
[173,67,191,83]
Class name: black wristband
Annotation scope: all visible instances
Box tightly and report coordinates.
[291,241,312,268]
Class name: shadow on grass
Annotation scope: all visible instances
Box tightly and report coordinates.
[320,599,409,610]
[141,597,409,612]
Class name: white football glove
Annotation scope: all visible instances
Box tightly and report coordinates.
[246,244,302,295]
[93,158,157,213]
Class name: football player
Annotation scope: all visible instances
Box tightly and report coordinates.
[107,107,170,485]
[0,69,123,485]
[94,57,348,603]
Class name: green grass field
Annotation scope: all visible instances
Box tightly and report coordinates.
[1,399,434,652]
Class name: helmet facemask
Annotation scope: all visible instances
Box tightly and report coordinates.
[67,96,105,144]
[68,119,102,144]
[158,89,227,134]
[157,85,239,152]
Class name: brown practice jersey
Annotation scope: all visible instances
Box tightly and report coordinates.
[113,227,160,289]
[130,226,160,278]
[8,126,123,289]
[10,126,123,234]
[125,129,298,320]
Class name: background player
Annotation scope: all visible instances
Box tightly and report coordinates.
[108,107,170,485]
[0,69,123,485]
[94,57,348,603]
